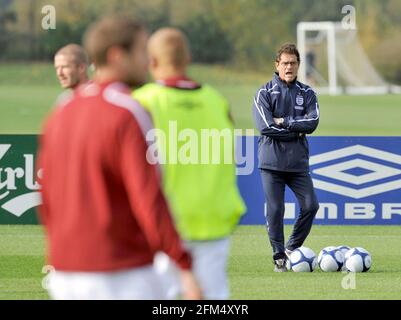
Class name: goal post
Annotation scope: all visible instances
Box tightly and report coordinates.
[297,21,339,95]
[297,21,398,95]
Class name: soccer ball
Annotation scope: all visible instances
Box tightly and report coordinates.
[288,246,317,272]
[336,245,351,271]
[336,245,351,256]
[344,247,372,272]
[318,246,344,272]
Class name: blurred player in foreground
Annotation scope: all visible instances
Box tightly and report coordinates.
[37,17,201,300]
[54,44,89,89]
[133,27,246,299]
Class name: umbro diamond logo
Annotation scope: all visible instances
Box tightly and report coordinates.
[310,145,401,199]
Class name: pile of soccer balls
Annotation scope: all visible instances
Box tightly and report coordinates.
[287,246,372,272]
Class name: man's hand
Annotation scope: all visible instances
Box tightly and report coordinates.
[180,270,203,300]
[273,117,284,126]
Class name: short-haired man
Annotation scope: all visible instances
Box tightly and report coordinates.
[252,43,320,272]
[133,28,246,299]
[38,17,201,300]
[54,44,89,89]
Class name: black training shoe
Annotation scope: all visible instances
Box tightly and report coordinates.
[274,258,288,272]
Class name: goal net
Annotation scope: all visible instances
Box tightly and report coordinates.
[297,21,400,95]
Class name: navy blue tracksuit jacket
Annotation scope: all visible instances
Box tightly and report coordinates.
[253,73,320,259]
[253,73,320,172]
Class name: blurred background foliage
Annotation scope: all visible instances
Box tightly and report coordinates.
[0,0,401,83]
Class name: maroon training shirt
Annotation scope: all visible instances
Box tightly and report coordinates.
[37,81,191,272]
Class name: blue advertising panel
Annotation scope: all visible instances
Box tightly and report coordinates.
[237,136,401,225]
[1,135,400,225]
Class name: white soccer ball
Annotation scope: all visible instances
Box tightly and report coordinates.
[336,245,351,271]
[336,245,351,255]
[318,246,344,272]
[288,246,317,272]
[344,247,372,272]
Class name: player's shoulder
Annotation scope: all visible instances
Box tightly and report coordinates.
[200,83,228,102]
[255,79,277,95]
[253,80,276,104]
[295,80,317,96]
[132,82,163,112]
[133,82,162,95]
[102,82,154,135]
[53,89,75,110]
[101,82,149,120]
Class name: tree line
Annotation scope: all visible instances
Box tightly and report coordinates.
[1,0,400,83]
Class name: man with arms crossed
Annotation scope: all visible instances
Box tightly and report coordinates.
[38,17,201,300]
[252,43,320,272]
[134,28,246,299]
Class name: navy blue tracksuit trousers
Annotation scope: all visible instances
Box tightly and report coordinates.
[260,169,319,260]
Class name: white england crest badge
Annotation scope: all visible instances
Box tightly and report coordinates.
[296,95,304,106]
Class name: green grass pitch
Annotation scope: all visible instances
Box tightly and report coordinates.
[1,63,401,300]
[229,225,401,299]
[1,225,401,300]
[1,63,401,135]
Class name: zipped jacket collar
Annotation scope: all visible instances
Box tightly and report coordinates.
[273,72,298,89]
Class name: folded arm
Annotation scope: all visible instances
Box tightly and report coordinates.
[253,87,299,141]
